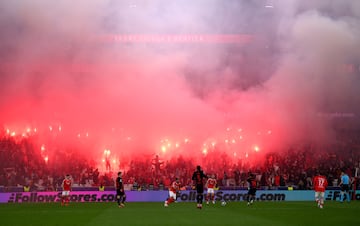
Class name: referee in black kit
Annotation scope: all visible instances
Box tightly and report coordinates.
[192,165,208,209]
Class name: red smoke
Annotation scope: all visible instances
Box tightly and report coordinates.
[1,0,360,172]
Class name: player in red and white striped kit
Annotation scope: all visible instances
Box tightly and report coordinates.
[61,174,72,206]
[164,178,181,207]
[206,174,217,204]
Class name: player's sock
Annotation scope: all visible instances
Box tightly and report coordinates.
[117,195,121,206]
[168,197,174,204]
[347,193,351,202]
[121,195,126,206]
[197,194,203,204]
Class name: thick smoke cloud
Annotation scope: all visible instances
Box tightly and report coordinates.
[0,0,359,167]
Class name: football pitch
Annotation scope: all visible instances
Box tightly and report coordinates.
[1,201,359,226]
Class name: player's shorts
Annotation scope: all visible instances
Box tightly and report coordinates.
[116,189,125,196]
[168,191,177,199]
[248,188,256,196]
[62,190,70,196]
[196,184,204,194]
[341,184,350,192]
[315,191,325,198]
[207,188,215,194]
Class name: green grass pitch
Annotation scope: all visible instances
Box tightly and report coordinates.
[1,201,359,226]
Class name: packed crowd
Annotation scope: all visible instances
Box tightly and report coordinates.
[0,129,359,192]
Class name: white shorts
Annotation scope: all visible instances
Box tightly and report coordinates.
[315,191,325,198]
[207,188,215,194]
[62,191,70,196]
[169,191,177,199]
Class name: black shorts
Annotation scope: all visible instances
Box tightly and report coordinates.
[341,184,350,192]
[248,188,256,196]
[116,189,125,196]
[196,184,204,194]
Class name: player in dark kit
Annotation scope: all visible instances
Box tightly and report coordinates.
[116,171,126,208]
[247,173,257,206]
[192,165,208,209]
